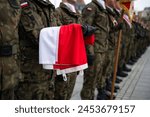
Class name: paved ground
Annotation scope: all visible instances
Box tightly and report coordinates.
[71,47,150,100]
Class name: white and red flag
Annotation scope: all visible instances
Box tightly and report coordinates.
[39,24,94,75]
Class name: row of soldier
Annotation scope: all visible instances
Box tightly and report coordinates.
[0,0,149,100]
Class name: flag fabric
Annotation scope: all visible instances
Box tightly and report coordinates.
[119,0,134,28]
[123,14,132,28]
[20,1,29,8]
[120,0,131,15]
[39,24,94,75]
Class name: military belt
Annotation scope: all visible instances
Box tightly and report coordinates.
[0,45,17,57]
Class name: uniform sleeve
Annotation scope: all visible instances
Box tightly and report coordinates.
[82,4,96,65]
[82,4,96,26]
[20,3,44,42]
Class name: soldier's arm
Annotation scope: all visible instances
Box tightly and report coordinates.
[20,1,44,43]
[82,4,96,26]
[82,4,96,66]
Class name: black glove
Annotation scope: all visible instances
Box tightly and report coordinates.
[110,22,123,33]
[82,24,97,37]
[87,54,95,66]
[117,22,123,30]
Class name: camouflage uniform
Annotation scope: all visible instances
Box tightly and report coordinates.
[15,0,57,100]
[129,21,137,60]
[105,6,120,81]
[80,0,109,100]
[118,17,131,72]
[54,2,82,100]
[0,0,22,99]
[125,23,133,64]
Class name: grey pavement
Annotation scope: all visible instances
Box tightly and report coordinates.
[71,47,150,100]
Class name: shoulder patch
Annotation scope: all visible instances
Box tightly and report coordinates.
[87,7,92,11]
[21,1,29,8]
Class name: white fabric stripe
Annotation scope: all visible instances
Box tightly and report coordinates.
[39,27,60,64]
[123,15,132,28]
[56,64,88,75]
[43,64,54,69]
[21,2,28,6]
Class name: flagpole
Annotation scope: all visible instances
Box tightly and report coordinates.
[110,10,124,100]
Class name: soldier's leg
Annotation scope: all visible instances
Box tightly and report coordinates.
[80,65,95,100]
[97,50,114,100]
[98,52,110,88]
[54,72,77,100]
[0,56,22,100]
[81,53,103,100]
[66,72,77,100]
[105,51,113,79]
[117,44,127,77]
[15,60,54,100]
[54,75,67,100]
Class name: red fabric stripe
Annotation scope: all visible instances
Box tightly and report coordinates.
[84,34,95,45]
[54,24,87,70]
[21,4,28,8]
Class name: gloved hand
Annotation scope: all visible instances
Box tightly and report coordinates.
[87,54,95,66]
[110,22,123,33]
[82,24,97,37]
[117,22,123,30]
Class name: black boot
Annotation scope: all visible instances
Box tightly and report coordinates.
[127,60,135,65]
[123,64,131,72]
[115,78,122,83]
[131,58,137,63]
[106,79,120,92]
[105,91,116,100]
[117,71,128,77]
[97,89,108,100]
[106,85,118,93]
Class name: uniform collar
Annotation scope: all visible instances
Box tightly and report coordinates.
[96,0,106,9]
[63,2,76,13]
[106,5,114,12]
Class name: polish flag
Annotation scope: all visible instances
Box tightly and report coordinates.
[39,24,94,75]
[21,2,28,8]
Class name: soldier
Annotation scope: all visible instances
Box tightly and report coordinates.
[80,0,110,100]
[104,0,123,94]
[54,0,82,100]
[15,0,57,100]
[115,0,131,77]
[130,20,139,62]
[0,0,22,99]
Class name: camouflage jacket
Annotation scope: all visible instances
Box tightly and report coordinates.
[19,0,57,60]
[0,0,21,46]
[82,0,110,53]
[122,16,132,47]
[55,2,82,25]
[106,6,120,50]
[0,0,22,91]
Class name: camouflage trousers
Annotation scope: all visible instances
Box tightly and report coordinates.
[80,52,107,100]
[118,42,126,70]
[105,50,115,78]
[131,39,138,58]
[54,72,77,100]
[15,59,54,100]
[125,38,133,63]
[97,52,110,90]
[0,55,22,100]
